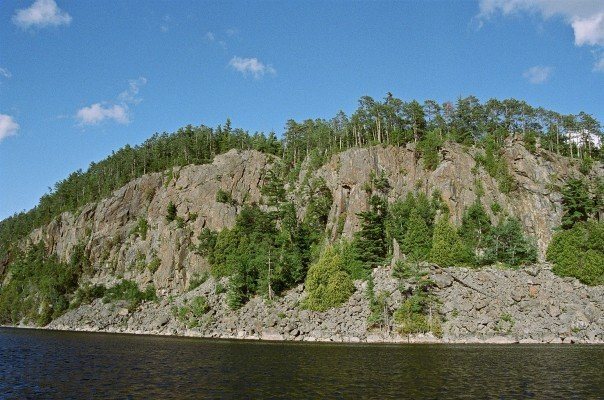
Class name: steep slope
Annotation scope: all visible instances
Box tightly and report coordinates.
[13,139,601,298]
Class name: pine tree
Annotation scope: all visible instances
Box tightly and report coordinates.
[459,200,492,256]
[402,209,432,261]
[561,178,595,229]
[430,216,473,267]
[354,194,388,267]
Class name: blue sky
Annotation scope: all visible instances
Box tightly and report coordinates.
[1,0,603,220]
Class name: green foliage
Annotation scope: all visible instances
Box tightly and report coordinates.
[0,242,88,325]
[475,134,516,194]
[303,245,355,312]
[430,216,474,267]
[418,130,443,170]
[354,194,389,267]
[103,280,157,310]
[386,192,440,253]
[523,131,538,154]
[130,217,149,240]
[70,283,106,309]
[366,276,390,329]
[394,290,442,337]
[175,296,210,328]
[216,189,236,205]
[187,272,209,291]
[547,222,604,285]
[147,256,161,273]
[196,228,218,261]
[482,218,537,267]
[560,178,596,229]
[205,204,313,308]
[166,201,177,222]
[459,200,492,257]
[402,209,432,261]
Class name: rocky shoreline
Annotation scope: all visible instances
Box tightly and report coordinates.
[7,264,602,344]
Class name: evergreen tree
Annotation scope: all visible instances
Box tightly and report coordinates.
[354,194,388,267]
[430,216,473,267]
[561,178,595,229]
[483,218,537,266]
[402,209,432,261]
[459,200,492,256]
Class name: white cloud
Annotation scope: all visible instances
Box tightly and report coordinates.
[76,77,147,126]
[0,114,20,143]
[204,32,215,42]
[228,56,276,79]
[117,77,147,104]
[572,12,604,46]
[523,65,553,84]
[0,68,12,79]
[478,0,604,70]
[226,28,238,37]
[13,0,72,29]
[76,104,129,125]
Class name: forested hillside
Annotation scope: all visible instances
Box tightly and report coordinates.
[1,94,603,327]
[1,95,602,260]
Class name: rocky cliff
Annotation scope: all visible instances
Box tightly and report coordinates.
[16,139,602,298]
[5,140,603,342]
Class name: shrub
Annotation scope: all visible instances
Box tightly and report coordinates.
[103,280,157,310]
[303,245,355,311]
[187,272,209,291]
[402,209,432,261]
[216,189,236,205]
[147,256,161,273]
[71,283,106,309]
[130,217,149,240]
[547,222,604,285]
[0,242,87,325]
[393,291,442,336]
[166,201,177,222]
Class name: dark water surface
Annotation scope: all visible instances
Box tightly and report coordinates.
[1,328,603,399]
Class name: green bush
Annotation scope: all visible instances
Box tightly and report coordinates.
[71,283,106,309]
[216,189,236,205]
[303,245,355,311]
[103,280,157,310]
[393,291,442,336]
[187,272,209,291]
[547,222,604,285]
[166,201,177,222]
[130,217,149,240]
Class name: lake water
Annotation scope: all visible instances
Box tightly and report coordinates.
[1,327,602,399]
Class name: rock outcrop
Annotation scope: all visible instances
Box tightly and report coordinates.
[47,264,604,343]
[7,141,603,343]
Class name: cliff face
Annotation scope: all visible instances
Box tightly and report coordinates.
[18,141,602,295]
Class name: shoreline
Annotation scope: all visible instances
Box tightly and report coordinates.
[3,324,603,345]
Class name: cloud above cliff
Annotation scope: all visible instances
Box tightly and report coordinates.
[478,0,604,71]
[76,77,147,126]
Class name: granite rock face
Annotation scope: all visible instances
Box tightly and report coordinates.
[11,141,603,342]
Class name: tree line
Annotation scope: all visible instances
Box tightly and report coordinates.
[1,94,602,262]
